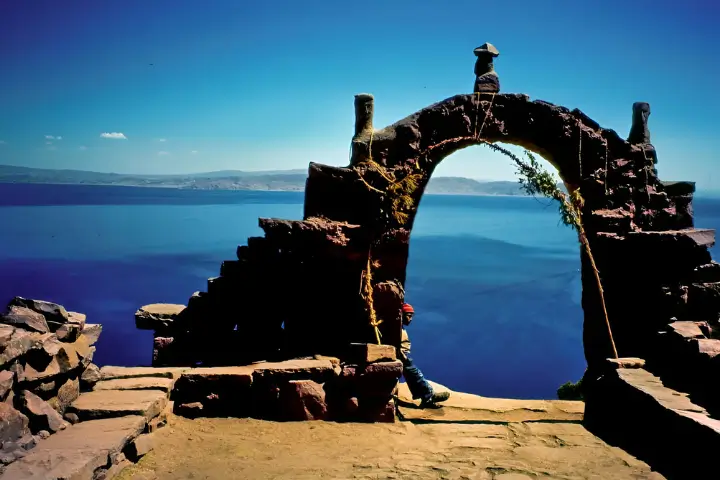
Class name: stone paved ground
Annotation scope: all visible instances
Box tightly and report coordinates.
[119,383,664,480]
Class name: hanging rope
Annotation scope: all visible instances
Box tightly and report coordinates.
[577,119,583,180]
[604,139,609,196]
[640,145,652,203]
[361,254,383,345]
[474,92,496,140]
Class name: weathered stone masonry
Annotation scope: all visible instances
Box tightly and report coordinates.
[146,91,718,388]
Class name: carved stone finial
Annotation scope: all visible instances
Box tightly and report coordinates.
[473,43,500,94]
[628,102,651,145]
[354,93,374,137]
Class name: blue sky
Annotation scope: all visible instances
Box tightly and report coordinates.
[0,0,718,188]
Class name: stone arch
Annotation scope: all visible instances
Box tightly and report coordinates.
[301,93,705,370]
[155,92,716,392]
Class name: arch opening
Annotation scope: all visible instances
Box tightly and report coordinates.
[402,143,585,399]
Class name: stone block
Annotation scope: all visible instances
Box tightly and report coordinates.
[251,359,337,383]
[356,360,403,398]
[686,283,720,320]
[668,321,706,339]
[81,323,102,346]
[696,339,720,359]
[605,357,646,370]
[99,366,186,380]
[8,297,69,330]
[17,390,69,433]
[66,389,168,421]
[0,402,31,445]
[94,376,174,393]
[172,367,253,417]
[67,311,86,329]
[124,432,155,462]
[174,402,204,418]
[52,376,80,413]
[135,303,186,331]
[152,336,177,367]
[357,397,396,423]
[346,343,397,364]
[0,371,13,401]
[81,363,102,390]
[55,322,81,342]
[0,415,146,480]
[1,306,49,333]
[278,380,328,421]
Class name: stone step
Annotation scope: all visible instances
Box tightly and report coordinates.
[93,377,175,393]
[0,415,145,480]
[628,228,715,248]
[66,390,168,421]
[99,366,187,381]
[396,381,584,423]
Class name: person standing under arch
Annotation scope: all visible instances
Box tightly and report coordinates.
[400,303,451,408]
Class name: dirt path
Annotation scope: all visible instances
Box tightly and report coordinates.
[119,414,663,480]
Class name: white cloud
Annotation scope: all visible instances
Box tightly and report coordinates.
[57,136,62,140]
[190,150,198,154]
[158,138,167,142]
[79,146,87,151]
[100,132,127,140]
[45,141,53,145]
[157,151,170,155]
[0,140,5,145]
[45,135,62,140]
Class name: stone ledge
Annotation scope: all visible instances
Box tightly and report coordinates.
[0,415,146,480]
[585,365,720,479]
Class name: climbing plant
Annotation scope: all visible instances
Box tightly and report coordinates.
[354,155,425,344]
[481,142,619,359]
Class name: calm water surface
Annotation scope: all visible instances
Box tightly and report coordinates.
[1,183,719,399]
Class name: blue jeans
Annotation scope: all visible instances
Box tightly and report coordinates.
[400,352,434,402]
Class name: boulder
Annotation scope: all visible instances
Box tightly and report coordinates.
[55,322,82,342]
[67,311,87,329]
[0,326,50,367]
[52,377,81,413]
[81,363,102,390]
[81,324,102,346]
[17,390,68,433]
[8,297,69,331]
[0,371,14,401]
[278,380,328,421]
[135,304,186,331]
[124,432,155,462]
[0,402,31,445]
[1,306,49,333]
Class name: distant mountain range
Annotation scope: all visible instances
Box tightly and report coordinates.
[0,164,547,196]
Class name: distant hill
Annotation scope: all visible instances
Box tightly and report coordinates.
[0,164,543,196]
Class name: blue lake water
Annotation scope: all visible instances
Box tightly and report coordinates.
[1,183,719,399]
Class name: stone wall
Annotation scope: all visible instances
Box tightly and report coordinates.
[0,297,100,467]
[136,93,720,384]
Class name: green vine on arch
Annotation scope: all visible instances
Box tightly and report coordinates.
[481,142,619,360]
